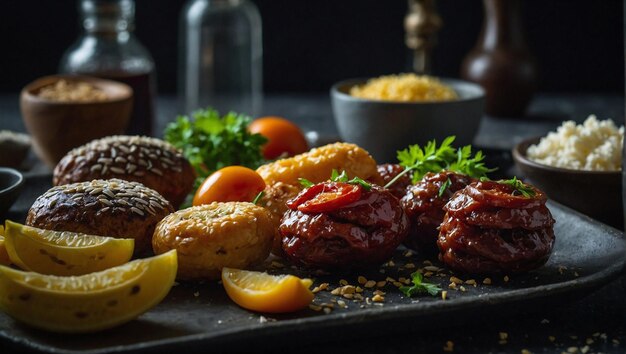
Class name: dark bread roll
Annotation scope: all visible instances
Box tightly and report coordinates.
[53,136,195,208]
[26,179,174,255]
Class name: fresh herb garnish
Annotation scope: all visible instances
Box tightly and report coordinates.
[400,271,442,297]
[298,178,314,188]
[438,178,452,197]
[331,169,372,191]
[385,136,495,189]
[499,177,536,198]
[164,108,267,189]
[251,191,265,205]
[297,170,372,191]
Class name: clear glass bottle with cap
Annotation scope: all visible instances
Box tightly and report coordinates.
[179,0,262,116]
[60,0,156,136]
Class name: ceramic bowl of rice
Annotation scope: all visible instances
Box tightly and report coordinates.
[331,74,484,163]
[512,115,623,228]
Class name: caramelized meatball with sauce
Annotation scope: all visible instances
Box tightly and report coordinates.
[376,164,412,199]
[438,180,555,274]
[279,183,409,269]
[400,171,475,253]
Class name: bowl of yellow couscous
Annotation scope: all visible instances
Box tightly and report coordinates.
[331,74,484,162]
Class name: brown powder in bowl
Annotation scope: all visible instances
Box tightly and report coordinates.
[37,80,108,102]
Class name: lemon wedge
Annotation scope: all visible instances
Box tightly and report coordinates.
[0,249,177,333]
[4,220,134,276]
[222,267,314,313]
[0,236,10,266]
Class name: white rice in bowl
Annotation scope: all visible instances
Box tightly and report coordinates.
[526,115,624,171]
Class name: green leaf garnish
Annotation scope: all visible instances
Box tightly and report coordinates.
[252,191,264,205]
[438,178,452,198]
[298,178,314,188]
[400,271,442,297]
[387,136,496,189]
[330,169,372,191]
[499,177,536,198]
[164,108,268,191]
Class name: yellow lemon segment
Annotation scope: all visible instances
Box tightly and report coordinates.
[4,220,134,276]
[222,267,314,313]
[0,236,10,266]
[0,250,177,333]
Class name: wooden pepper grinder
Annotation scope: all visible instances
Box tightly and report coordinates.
[461,0,537,117]
[405,0,442,75]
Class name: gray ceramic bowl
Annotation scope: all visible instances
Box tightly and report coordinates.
[513,137,622,228]
[331,78,485,163]
[0,167,24,218]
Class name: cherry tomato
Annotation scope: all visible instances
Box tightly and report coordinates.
[286,182,362,213]
[192,166,266,206]
[249,116,309,159]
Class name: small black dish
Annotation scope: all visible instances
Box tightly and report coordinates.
[0,167,24,218]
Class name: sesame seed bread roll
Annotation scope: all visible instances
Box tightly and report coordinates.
[256,142,383,187]
[26,179,174,255]
[53,136,195,208]
[152,202,274,281]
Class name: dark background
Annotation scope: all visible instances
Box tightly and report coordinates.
[1,0,623,94]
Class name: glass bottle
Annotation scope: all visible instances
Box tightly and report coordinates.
[60,0,156,136]
[180,0,262,116]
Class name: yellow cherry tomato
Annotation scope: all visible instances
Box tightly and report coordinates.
[249,116,309,159]
[193,166,266,206]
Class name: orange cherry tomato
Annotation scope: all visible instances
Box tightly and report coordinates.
[286,182,362,213]
[192,166,266,206]
[248,116,309,159]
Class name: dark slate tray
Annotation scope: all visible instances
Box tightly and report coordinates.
[1,179,625,354]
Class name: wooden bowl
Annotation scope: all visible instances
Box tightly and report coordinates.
[20,75,132,168]
[513,137,623,228]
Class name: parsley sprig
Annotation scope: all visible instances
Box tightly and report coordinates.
[384,136,495,189]
[499,177,536,198]
[298,169,372,191]
[164,108,267,188]
[400,271,442,297]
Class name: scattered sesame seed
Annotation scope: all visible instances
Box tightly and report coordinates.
[450,276,463,284]
[521,349,532,354]
[566,347,578,353]
[376,280,387,288]
[541,319,550,324]
[373,290,386,296]
[465,279,477,286]
[364,280,376,288]
[459,286,466,292]
[448,283,457,290]
[443,340,454,352]
[309,304,322,311]
[339,279,348,286]
[405,263,416,269]
[585,338,593,345]
[337,300,347,308]
[499,332,509,340]
[404,250,414,257]
[323,307,332,314]
[548,336,556,342]
[504,275,510,282]
[424,265,440,272]
[372,294,384,302]
[357,276,367,285]
[441,291,448,300]
[580,346,590,354]
[424,271,434,277]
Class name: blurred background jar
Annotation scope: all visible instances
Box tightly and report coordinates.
[179,0,262,116]
[60,0,156,136]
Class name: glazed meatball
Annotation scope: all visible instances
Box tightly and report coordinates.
[376,164,412,199]
[438,180,555,274]
[400,171,475,253]
[280,182,409,269]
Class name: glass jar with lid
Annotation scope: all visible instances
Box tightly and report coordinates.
[179,0,263,116]
[60,0,156,136]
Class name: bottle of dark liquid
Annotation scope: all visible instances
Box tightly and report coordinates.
[60,0,155,136]
[461,0,537,118]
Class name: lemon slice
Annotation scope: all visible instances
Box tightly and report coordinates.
[4,221,134,276]
[222,267,314,313]
[0,236,10,266]
[0,249,177,333]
